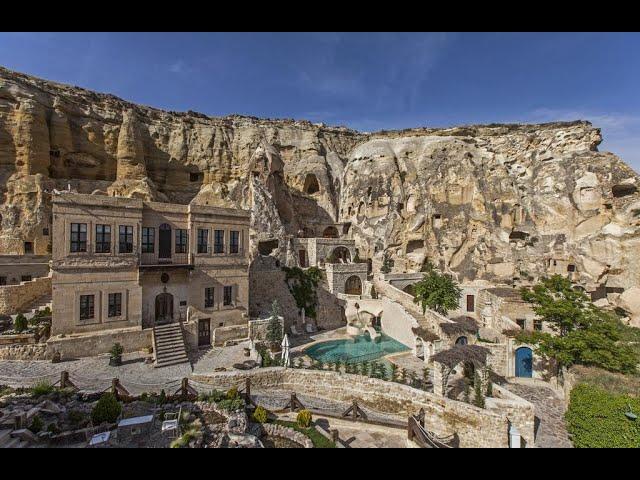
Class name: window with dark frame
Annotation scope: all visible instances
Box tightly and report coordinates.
[214,230,224,254]
[516,319,526,330]
[197,229,209,254]
[142,227,155,254]
[70,223,87,253]
[95,225,111,253]
[223,286,233,306]
[0,277,6,286]
[205,287,215,308]
[108,293,122,318]
[534,319,543,331]
[175,229,188,254]
[21,275,32,283]
[24,242,33,254]
[230,231,240,254]
[119,225,134,254]
[80,295,95,320]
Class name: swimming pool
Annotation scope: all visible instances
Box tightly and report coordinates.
[304,333,409,364]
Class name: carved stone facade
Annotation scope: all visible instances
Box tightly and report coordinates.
[50,193,250,355]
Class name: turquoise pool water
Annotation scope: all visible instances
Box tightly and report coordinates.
[305,333,409,365]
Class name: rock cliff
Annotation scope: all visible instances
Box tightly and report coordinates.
[1,66,639,322]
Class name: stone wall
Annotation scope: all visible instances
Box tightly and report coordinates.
[325,262,368,295]
[212,324,249,346]
[46,326,152,359]
[0,276,51,316]
[249,261,346,332]
[0,255,50,285]
[0,343,47,360]
[192,368,535,448]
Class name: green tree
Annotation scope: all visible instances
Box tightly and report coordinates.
[380,252,393,274]
[517,275,638,374]
[473,372,485,408]
[91,393,122,425]
[14,314,28,333]
[413,267,462,316]
[266,300,283,347]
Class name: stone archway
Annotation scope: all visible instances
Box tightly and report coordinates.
[155,292,174,325]
[403,284,416,297]
[323,226,339,239]
[345,275,363,295]
[331,246,351,263]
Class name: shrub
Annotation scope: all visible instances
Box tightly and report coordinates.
[30,380,54,397]
[566,384,640,448]
[29,415,44,434]
[198,389,225,403]
[91,393,122,425]
[252,406,269,424]
[217,397,245,412]
[14,314,28,333]
[109,343,124,358]
[473,372,485,409]
[296,409,312,428]
[226,387,239,400]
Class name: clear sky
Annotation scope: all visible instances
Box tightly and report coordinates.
[1,32,638,171]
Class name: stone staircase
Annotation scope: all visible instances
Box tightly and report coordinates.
[153,323,189,368]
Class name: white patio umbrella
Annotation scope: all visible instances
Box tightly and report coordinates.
[281,333,290,368]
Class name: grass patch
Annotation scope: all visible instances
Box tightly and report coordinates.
[30,380,55,398]
[274,420,335,448]
[572,365,640,397]
[0,385,16,398]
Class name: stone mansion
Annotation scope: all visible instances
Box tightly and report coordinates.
[48,193,250,364]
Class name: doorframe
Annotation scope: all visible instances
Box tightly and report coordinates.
[198,318,211,347]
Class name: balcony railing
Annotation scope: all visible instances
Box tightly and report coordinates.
[139,252,192,267]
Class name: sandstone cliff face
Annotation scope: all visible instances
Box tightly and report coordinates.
[1,66,639,321]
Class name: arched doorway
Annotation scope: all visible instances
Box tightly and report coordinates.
[155,292,174,325]
[403,284,416,297]
[331,246,351,263]
[159,223,172,260]
[298,249,307,268]
[323,226,339,239]
[345,275,362,295]
[515,347,533,378]
[455,336,468,346]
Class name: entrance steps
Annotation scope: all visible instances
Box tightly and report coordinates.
[153,323,190,368]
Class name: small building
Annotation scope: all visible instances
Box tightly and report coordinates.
[49,193,250,357]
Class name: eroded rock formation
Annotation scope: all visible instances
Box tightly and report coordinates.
[1,66,639,322]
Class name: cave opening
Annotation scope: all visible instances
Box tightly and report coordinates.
[258,239,279,256]
[612,184,637,198]
[303,174,320,194]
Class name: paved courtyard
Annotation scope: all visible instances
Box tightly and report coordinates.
[0,342,252,395]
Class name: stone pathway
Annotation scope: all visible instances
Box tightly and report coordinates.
[503,381,573,448]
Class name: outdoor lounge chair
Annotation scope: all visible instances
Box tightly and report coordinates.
[162,407,182,438]
[290,325,301,336]
[305,323,317,334]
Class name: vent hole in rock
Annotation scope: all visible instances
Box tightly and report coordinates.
[612,184,637,198]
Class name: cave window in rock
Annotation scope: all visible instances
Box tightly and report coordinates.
[303,174,320,194]
[342,223,351,235]
[406,240,424,254]
[190,172,204,183]
[330,246,351,264]
[509,230,529,242]
[345,275,363,296]
[612,184,637,198]
[567,264,576,273]
[24,242,33,255]
[323,226,339,239]
[433,214,442,228]
[258,239,279,256]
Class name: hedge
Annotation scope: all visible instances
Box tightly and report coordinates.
[566,383,640,448]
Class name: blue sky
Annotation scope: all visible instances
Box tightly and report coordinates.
[1,32,638,171]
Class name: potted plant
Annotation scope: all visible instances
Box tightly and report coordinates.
[109,343,124,366]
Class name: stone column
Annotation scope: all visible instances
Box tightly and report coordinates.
[432,362,445,396]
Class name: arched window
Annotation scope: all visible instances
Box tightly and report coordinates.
[323,226,339,238]
[330,246,351,263]
[515,347,533,378]
[455,336,468,346]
